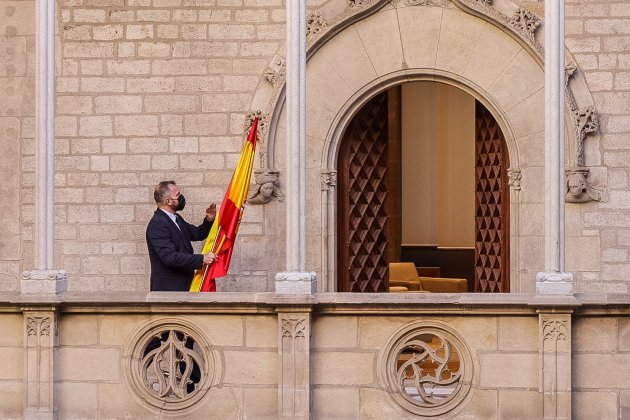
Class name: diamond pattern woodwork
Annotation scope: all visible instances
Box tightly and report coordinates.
[338,93,390,292]
[474,102,510,293]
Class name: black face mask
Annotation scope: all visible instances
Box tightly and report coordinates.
[174,194,186,212]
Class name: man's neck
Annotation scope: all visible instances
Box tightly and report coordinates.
[158,205,175,215]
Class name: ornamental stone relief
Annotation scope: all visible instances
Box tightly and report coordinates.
[507,168,522,191]
[306,9,328,38]
[123,318,221,415]
[508,8,541,44]
[378,321,473,417]
[564,62,602,202]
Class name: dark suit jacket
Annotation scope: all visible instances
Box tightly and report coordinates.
[146,209,213,291]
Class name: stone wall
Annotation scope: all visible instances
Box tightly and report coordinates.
[1,0,35,292]
[3,1,630,295]
[0,293,628,419]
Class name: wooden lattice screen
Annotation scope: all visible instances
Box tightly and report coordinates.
[337,92,390,292]
[474,101,510,293]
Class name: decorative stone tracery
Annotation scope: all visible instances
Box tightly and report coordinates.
[123,318,220,415]
[378,321,474,417]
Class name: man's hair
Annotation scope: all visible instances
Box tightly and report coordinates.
[154,181,176,204]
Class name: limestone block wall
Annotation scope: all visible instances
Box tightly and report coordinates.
[0,314,24,419]
[56,312,278,419]
[0,0,35,292]
[4,0,630,293]
[0,294,629,419]
[573,316,630,419]
[563,1,630,293]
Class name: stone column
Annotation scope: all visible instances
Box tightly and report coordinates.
[21,0,67,294]
[275,0,316,293]
[539,313,572,420]
[537,0,573,294]
[23,310,59,420]
[278,311,311,419]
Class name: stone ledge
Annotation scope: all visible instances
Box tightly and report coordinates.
[1,292,629,314]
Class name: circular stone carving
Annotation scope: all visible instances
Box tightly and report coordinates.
[378,321,474,417]
[123,318,220,415]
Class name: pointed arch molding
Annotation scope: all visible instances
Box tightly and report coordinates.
[250,0,603,291]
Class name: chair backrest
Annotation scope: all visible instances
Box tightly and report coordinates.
[389,262,419,282]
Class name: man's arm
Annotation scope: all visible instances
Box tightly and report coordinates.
[147,223,203,269]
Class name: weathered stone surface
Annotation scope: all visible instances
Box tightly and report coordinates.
[479,353,538,388]
[498,390,540,420]
[312,387,359,420]
[574,391,618,420]
[245,315,277,348]
[243,387,277,420]
[0,347,22,380]
[498,317,538,351]
[573,317,618,352]
[223,350,277,385]
[574,354,630,388]
[311,351,375,385]
[59,348,120,381]
[59,382,98,420]
[59,315,98,346]
[312,316,358,349]
[0,314,22,346]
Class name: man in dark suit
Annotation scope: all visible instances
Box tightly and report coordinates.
[146,181,218,291]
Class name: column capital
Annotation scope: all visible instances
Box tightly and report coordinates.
[21,270,67,295]
[275,271,317,294]
[536,271,573,295]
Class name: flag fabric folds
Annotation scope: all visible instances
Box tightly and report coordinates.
[190,117,259,292]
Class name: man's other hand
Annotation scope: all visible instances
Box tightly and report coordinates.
[203,252,218,265]
[206,203,217,221]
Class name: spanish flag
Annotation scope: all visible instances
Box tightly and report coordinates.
[190,117,259,292]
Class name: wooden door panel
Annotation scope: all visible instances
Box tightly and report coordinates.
[338,92,390,293]
[474,101,510,293]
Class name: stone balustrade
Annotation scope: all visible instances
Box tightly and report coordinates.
[1,292,629,419]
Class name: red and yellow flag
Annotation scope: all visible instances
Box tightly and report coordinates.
[190,117,258,292]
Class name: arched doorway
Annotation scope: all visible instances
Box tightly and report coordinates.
[336,82,510,293]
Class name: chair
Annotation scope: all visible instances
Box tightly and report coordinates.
[419,277,468,293]
[389,262,424,291]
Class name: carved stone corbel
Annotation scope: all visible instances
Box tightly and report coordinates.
[565,166,602,203]
[247,170,285,205]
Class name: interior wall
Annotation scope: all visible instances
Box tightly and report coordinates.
[401,82,475,247]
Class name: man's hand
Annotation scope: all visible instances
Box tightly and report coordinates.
[205,203,217,222]
[203,252,218,265]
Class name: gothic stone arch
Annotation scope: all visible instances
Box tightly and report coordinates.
[252,0,602,293]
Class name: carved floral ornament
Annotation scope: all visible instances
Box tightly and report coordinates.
[123,318,221,415]
[378,321,474,417]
